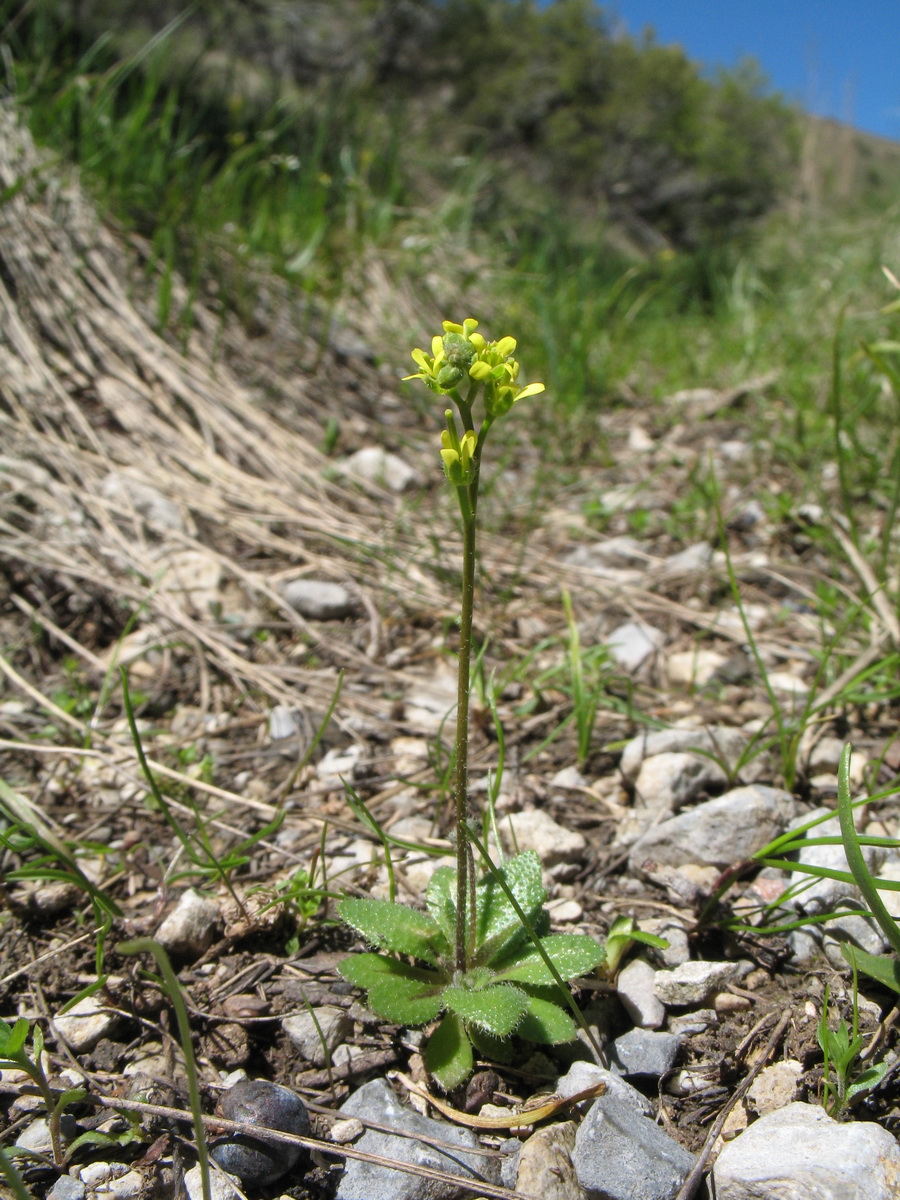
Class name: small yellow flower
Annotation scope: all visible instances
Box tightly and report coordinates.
[440,429,478,484]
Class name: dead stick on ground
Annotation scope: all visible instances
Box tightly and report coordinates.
[673,1010,791,1200]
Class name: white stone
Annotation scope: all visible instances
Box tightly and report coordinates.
[153,547,222,614]
[711,1101,900,1199]
[606,621,665,672]
[627,785,796,872]
[155,888,222,959]
[666,649,727,687]
[653,960,742,1007]
[616,957,666,1029]
[620,726,747,781]
[54,995,118,1052]
[746,1060,802,1115]
[280,579,355,620]
[330,1118,364,1144]
[184,1164,240,1200]
[282,1005,353,1066]
[101,472,184,532]
[341,447,419,491]
[499,809,586,876]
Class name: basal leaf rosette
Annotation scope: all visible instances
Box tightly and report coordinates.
[338,851,605,1089]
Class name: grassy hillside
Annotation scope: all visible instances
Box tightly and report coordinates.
[3,0,900,502]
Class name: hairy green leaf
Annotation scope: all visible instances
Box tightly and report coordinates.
[425,1013,473,1092]
[516,995,576,1044]
[426,866,458,945]
[471,852,547,965]
[365,975,443,1026]
[339,952,443,991]
[338,897,444,963]
[442,982,527,1036]
[495,934,605,984]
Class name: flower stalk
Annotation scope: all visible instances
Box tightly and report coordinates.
[404,319,544,971]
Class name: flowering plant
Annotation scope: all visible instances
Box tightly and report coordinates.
[338,320,605,1088]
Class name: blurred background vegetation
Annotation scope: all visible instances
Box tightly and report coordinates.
[3,0,900,427]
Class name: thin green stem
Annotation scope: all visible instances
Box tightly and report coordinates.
[454,506,477,973]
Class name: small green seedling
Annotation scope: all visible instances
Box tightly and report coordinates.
[339,319,606,1087]
[0,1019,85,1168]
[817,977,889,1118]
[602,915,669,978]
[339,849,604,1090]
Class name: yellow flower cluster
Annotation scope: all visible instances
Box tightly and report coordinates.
[405,318,545,415]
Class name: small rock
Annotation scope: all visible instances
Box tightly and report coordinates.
[713,993,751,1014]
[330,1118,365,1144]
[282,1006,353,1067]
[78,1164,129,1190]
[790,811,884,916]
[269,705,303,742]
[280,579,356,620]
[623,751,729,842]
[210,1080,309,1185]
[746,1060,802,1115]
[17,1117,55,1155]
[516,1121,587,1200]
[184,1164,240,1200]
[711,1101,900,1199]
[668,1009,717,1037]
[336,1078,498,1199]
[556,1063,654,1117]
[551,765,588,789]
[822,912,889,968]
[316,745,366,789]
[48,1176,86,1200]
[101,472,184,532]
[154,547,222,615]
[155,888,223,959]
[96,1170,144,1199]
[620,726,747,781]
[547,897,583,923]
[659,542,713,576]
[654,960,742,1007]
[341,447,419,492]
[666,649,728,687]
[572,1078,695,1200]
[606,621,666,672]
[627,785,796,872]
[616,957,666,1029]
[499,809,586,877]
[54,995,119,1053]
[610,1030,681,1079]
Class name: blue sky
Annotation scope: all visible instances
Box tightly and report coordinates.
[587,1,900,142]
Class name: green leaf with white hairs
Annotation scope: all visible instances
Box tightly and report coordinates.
[494,934,605,985]
[339,952,443,991]
[425,1013,473,1092]
[847,1061,891,1099]
[516,995,576,1044]
[442,982,527,1036]
[425,866,458,945]
[338,898,445,964]
[471,852,547,965]
[365,975,444,1026]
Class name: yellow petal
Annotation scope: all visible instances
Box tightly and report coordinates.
[469,332,486,350]
[515,382,545,400]
[495,336,517,358]
[411,348,431,370]
[469,360,492,380]
[440,430,453,449]
[442,321,464,335]
[432,334,444,358]
[440,448,459,469]
[462,318,479,335]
